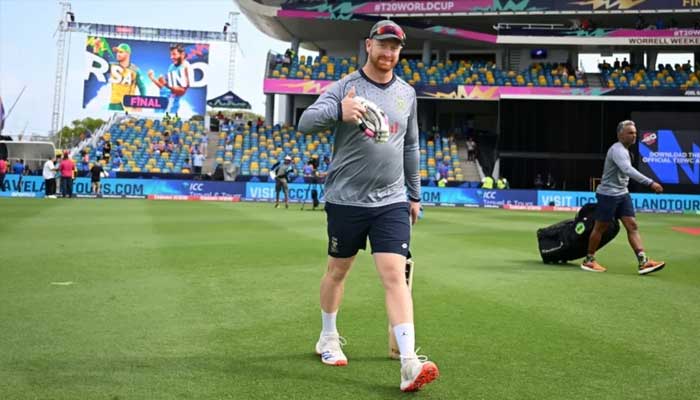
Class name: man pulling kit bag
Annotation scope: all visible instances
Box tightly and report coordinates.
[537,203,620,264]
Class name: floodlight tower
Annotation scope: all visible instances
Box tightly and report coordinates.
[51,1,72,137]
[227,11,240,90]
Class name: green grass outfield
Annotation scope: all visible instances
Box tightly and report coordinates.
[1,199,699,400]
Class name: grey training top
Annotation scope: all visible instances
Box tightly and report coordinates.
[597,141,653,196]
[297,70,420,207]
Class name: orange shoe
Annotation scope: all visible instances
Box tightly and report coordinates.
[580,259,607,272]
[639,260,665,275]
[400,355,439,392]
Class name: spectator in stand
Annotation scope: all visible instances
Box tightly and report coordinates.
[234,114,243,127]
[256,117,264,129]
[58,153,75,198]
[183,157,192,172]
[216,111,225,120]
[80,150,90,177]
[193,150,205,174]
[466,137,477,161]
[303,160,315,177]
[437,159,449,180]
[115,140,123,157]
[635,15,647,30]
[655,17,665,30]
[545,173,555,190]
[170,131,180,146]
[683,60,692,72]
[112,154,122,170]
[13,159,25,175]
[90,158,104,195]
[694,18,700,30]
[0,156,7,191]
[581,18,591,31]
[42,156,58,198]
[164,112,171,122]
[621,58,629,69]
[613,58,620,69]
[534,173,544,189]
[102,141,112,162]
[23,161,32,176]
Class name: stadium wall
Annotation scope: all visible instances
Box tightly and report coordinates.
[2,175,699,214]
[498,100,700,193]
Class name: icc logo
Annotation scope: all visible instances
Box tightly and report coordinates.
[483,191,496,200]
[189,183,204,192]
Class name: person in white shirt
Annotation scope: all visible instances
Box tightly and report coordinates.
[193,151,205,174]
[42,156,58,198]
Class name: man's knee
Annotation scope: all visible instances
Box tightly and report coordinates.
[326,257,353,282]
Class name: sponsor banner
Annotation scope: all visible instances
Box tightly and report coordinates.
[83,36,209,118]
[264,79,617,98]
[354,1,492,14]
[279,0,698,19]
[420,187,480,205]
[478,189,538,207]
[500,28,700,39]
[639,129,700,185]
[426,26,497,43]
[0,176,246,198]
[537,190,700,212]
[147,194,241,202]
[4,176,699,213]
[265,78,696,98]
[497,34,700,46]
[245,182,325,202]
[263,79,334,95]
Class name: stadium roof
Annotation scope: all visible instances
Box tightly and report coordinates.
[237,0,700,51]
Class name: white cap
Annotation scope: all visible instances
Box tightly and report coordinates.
[284,155,292,161]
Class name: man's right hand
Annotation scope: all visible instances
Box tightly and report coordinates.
[650,182,663,193]
[341,86,365,124]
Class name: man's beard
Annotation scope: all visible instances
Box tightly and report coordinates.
[370,54,396,73]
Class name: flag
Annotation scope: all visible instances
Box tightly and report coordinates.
[0,95,5,132]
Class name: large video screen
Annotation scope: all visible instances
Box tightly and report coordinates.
[83,37,209,118]
[633,112,700,188]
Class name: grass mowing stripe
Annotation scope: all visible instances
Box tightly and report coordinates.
[1,199,698,399]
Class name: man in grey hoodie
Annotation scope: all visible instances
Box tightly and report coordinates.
[581,120,666,275]
[297,20,438,392]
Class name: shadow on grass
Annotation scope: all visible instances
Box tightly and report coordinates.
[223,352,414,399]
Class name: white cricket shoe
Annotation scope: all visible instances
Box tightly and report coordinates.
[314,332,348,366]
[400,353,439,392]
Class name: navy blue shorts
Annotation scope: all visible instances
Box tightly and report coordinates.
[325,201,410,258]
[595,193,635,222]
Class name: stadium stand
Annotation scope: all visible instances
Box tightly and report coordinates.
[269,53,587,88]
[217,122,333,178]
[213,119,468,182]
[73,117,207,174]
[600,64,700,90]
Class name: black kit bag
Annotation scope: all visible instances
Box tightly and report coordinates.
[537,203,620,264]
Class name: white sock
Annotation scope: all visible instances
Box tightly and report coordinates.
[321,310,338,335]
[393,323,416,364]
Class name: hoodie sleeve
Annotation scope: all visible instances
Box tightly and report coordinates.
[297,82,343,133]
